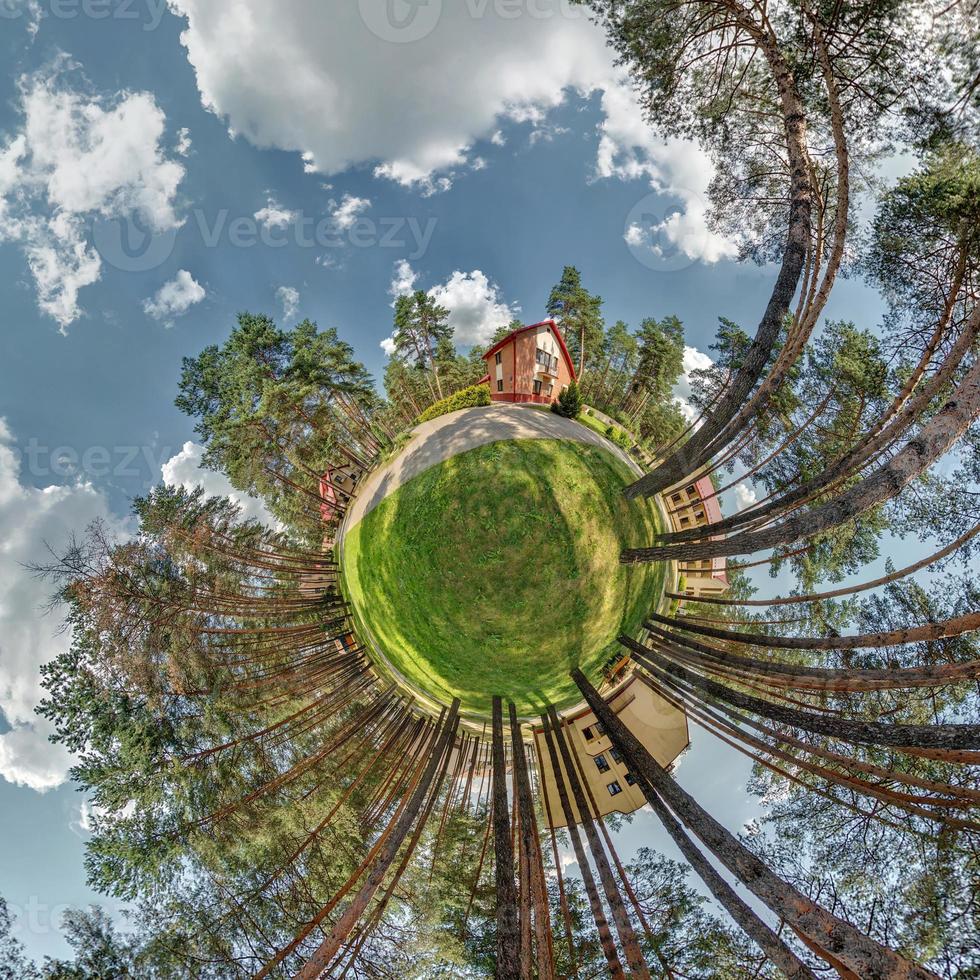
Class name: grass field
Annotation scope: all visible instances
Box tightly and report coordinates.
[341,439,665,715]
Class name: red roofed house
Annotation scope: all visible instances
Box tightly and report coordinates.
[480,320,576,405]
[665,475,729,598]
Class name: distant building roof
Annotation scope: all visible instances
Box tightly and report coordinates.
[482,319,577,381]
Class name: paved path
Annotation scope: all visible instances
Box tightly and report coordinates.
[343,405,640,531]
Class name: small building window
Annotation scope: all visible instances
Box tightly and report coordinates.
[583,726,594,741]
[624,772,636,786]
[610,747,622,764]
[607,781,623,797]
[594,722,605,737]
[495,352,502,365]
[497,380,504,392]
[533,379,543,396]
[594,754,610,774]
[545,384,554,397]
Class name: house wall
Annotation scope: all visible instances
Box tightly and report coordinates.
[664,475,728,598]
[533,675,689,829]
[489,324,573,405]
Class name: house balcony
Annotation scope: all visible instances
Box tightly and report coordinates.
[535,361,559,379]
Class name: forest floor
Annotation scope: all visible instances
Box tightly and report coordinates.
[341,438,665,715]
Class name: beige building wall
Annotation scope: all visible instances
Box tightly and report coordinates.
[533,675,689,829]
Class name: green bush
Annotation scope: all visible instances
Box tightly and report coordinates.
[416,383,491,424]
[551,380,583,419]
[605,425,632,450]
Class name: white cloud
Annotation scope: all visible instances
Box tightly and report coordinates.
[0,419,125,791]
[389,258,418,301]
[0,60,186,330]
[329,193,370,231]
[143,269,205,324]
[673,345,714,423]
[427,270,515,347]
[165,2,731,257]
[387,263,515,348]
[624,223,645,247]
[470,156,488,172]
[175,127,192,156]
[254,196,298,231]
[734,482,758,509]
[597,81,738,264]
[277,285,300,320]
[162,441,274,525]
[163,3,605,177]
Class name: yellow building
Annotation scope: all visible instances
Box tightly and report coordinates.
[663,475,729,600]
[532,675,689,829]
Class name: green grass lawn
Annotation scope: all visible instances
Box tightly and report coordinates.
[341,439,665,715]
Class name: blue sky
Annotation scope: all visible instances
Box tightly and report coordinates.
[0,0,897,961]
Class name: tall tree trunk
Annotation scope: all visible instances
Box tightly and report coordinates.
[625,18,813,500]
[625,353,980,564]
[547,706,651,980]
[295,700,461,980]
[540,711,626,978]
[509,703,557,980]
[492,696,521,980]
[571,668,942,980]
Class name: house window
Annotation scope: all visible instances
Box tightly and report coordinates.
[610,747,622,765]
[607,781,623,797]
[545,384,554,397]
[497,380,504,392]
[671,493,683,504]
[533,380,543,396]
[583,726,594,741]
[495,352,502,365]
[594,722,605,737]
[594,754,610,774]
[625,772,636,786]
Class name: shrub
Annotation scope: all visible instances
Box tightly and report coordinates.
[551,381,582,419]
[605,425,632,450]
[416,383,491,424]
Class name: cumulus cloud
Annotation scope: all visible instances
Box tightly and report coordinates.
[175,127,192,156]
[277,285,300,320]
[673,345,714,423]
[162,441,274,525]
[385,263,515,349]
[597,82,738,264]
[389,258,418,301]
[329,194,370,231]
[0,59,186,330]
[166,2,732,256]
[0,419,125,791]
[428,270,515,347]
[734,482,759,510]
[143,269,205,324]
[254,196,298,231]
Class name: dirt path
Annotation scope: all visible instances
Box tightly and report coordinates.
[343,404,639,531]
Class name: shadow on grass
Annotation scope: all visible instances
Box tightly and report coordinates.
[346,438,665,717]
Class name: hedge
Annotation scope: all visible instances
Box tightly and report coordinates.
[416,383,491,424]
